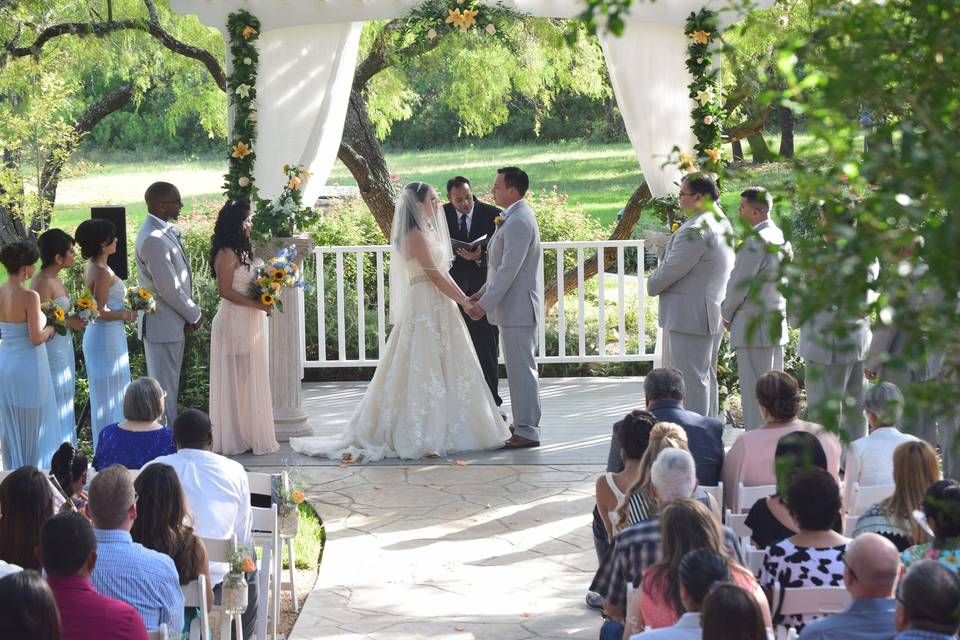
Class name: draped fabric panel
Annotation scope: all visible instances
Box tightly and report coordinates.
[600,22,696,198]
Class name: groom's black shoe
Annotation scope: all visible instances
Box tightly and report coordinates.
[502,435,540,449]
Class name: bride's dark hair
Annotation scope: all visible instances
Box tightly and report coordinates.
[209,199,253,278]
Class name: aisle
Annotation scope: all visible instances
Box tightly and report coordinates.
[287,463,603,640]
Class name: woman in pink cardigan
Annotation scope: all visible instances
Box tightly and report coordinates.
[722,371,841,511]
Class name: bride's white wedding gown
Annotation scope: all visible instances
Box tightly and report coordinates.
[290,243,510,461]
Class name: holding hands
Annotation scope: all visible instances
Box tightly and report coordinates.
[461,292,485,320]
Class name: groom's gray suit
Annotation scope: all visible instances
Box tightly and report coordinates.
[477,199,543,441]
[135,214,202,426]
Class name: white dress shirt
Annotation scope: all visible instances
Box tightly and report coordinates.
[455,205,474,235]
[844,426,919,508]
[148,448,253,585]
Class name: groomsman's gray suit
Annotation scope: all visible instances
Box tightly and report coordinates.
[721,219,792,430]
[477,199,543,441]
[135,214,202,427]
[648,209,735,418]
[796,259,879,441]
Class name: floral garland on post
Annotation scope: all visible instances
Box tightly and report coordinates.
[224,10,261,203]
[681,8,724,177]
[404,0,524,40]
[252,164,320,241]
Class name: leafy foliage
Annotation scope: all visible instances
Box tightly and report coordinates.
[223,10,260,203]
[684,9,724,175]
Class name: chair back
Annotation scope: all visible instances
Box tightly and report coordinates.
[146,624,168,640]
[736,483,776,513]
[181,574,209,640]
[843,514,860,537]
[246,471,275,497]
[726,509,751,539]
[744,542,765,574]
[701,483,724,520]
[849,482,895,516]
[200,533,238,563]
[772,582,851,618]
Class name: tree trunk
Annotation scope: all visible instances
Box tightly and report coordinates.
[747,132,775,163]
[778,106,794,158]
[543,182,652,311]
[731,139,744,162]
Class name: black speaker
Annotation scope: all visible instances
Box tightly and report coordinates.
[91,206,128,280]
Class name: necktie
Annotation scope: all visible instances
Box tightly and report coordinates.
[459,214,468,238]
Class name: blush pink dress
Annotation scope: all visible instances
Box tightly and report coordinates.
[210,262,278,455]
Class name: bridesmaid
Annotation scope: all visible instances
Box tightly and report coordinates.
[75,219,135,452]
[31,229,86,448]
[208,199,278,455]
[0,240,58,469]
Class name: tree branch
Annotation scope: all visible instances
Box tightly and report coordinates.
[354,20,444,91]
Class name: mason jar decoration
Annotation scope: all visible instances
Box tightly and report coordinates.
[221,572,249,615]
[279,504,301,538]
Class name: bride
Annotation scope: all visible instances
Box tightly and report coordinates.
[291,181,509,461]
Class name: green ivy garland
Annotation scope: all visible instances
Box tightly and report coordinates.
[683,8,724,176]
[224,10,261,203]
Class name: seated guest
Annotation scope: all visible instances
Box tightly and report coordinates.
[797,533,900,640]
[40,511,148,640]
[844,382,919,508]
[149,409,258,639]
[629,549,731,639]
[0,465,55,570]
[902,479,960,571]
[722,371,841,510]
[607,367,724,486]
[85,464,183,632]
[50,442,89,511]
[590,449,744,639]
[0,570,61,640]
[894,560,960,640]
[131,463,214,634]
[758,468,849,634]
[746,431,841,549]
[625,499,770,636]
[855,440,940,551]
[92,377,175,470]
[700,583,768,640]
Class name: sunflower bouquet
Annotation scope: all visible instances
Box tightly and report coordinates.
[248,245,303,313]
[70,291,100,323]
[126,286,157,313]
[40,300,68,336]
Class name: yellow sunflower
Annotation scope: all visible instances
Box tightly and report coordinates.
[75,298,93,310]
[260,292,275,306]
[272,269,286,282]
[53,307,66,322]
[138,289,152,300]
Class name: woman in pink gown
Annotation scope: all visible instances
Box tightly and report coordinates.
[208,200,278,455]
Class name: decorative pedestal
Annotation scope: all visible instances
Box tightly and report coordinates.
[261,234,314,441]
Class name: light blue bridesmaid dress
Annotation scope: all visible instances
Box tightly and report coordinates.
[82,279,131,451]
[46,296,77,448]
[0,321,61,469]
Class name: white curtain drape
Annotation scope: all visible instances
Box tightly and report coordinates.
[600,22,696,198]
[253,23,362,201]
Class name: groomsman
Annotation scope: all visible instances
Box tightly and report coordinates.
[135,182,202,427]
[648,173,735,418]
[721,187,793,430]
[444,176,503,408]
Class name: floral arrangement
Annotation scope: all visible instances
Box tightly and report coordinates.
[253,164,321,240]
[227,546,257,576]
[41,300,68,336]
[224,10,261,203]
[70,291,99,323]
[126,287,157,314]
[682,8,724,176]
[404,0,524,40]
[248,245,304,313]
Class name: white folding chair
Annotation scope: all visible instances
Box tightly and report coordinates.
[843,514,860,537]
[736,483,777,513]
[745,542,765,574]
[181,574,209,640]
[146,625,168,640]
[277,471,299,613]
[725,509,751,539]
[771,582,851,640]
[702,482,724,520]
[248,471,285,636]
[201,534,243,640]
[848,482,895,516]
[251,503,280,640]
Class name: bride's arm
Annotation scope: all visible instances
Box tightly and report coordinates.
[215,249,273,312]
[409,232,470,305]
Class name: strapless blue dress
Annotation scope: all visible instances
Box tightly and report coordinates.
[46,296,77,447]
[82,280,131,451]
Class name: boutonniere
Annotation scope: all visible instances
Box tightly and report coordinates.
[494,215,504,228]
[670,216,687,234]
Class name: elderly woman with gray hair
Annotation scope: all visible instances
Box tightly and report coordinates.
[843,381,919,509]
[92,377,176,470]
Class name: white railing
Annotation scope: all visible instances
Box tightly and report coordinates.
[305,240,661,368]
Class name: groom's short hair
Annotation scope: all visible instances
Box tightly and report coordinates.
[447,176,471,194]
[497,167,529,197]
[144,181,178,204]
[173,409,213,447]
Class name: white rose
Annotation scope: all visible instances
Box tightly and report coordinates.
[703,115,714,125]
[238,176,250,187]
[247,111,258,122]
[243,57,252,65]
[427,28,438,40]
[485,24,497,35]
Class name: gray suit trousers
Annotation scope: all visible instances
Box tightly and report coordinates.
[500,326,541,440]
[144,338,185,427]
[669,331,723,418]
[737,345,784,431]
[804,359,867,441]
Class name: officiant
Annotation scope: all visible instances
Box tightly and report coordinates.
[445,176,503,409]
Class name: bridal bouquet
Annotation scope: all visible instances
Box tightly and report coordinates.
[70,291,99,323]
[126,287,157,313]
[248,245,303,313]
[40,300,68,336]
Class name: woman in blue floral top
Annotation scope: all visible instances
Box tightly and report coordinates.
[902,479,960,573]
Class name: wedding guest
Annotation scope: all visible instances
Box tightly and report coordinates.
[0,465,55,571]
[50,442,89,512]
[76,218,135,451]
[902,480,960,572]
[854,440,940,551]
[208,199,277,455]
[92,377,175,470]
[131,463,214,635]
[32,228,86,448]
[86,464,184,633]
[41,512,148,640]
[723,371,841,510]
[614,423,690,528]
[0,570,62,640]
[894,560,960,639]
[700,583,768,640]
[0,239,58,469]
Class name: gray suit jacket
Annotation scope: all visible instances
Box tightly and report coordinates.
[647,208,735,336]
[721,219,792,348]
[135,215,201,343]
[478,200,543,327]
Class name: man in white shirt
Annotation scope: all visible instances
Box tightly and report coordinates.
[149,409,257,639]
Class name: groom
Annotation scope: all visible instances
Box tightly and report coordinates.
[466,167,543,449]
[135,182,202,427]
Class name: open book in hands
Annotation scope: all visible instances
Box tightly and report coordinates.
[451,234,488,253]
